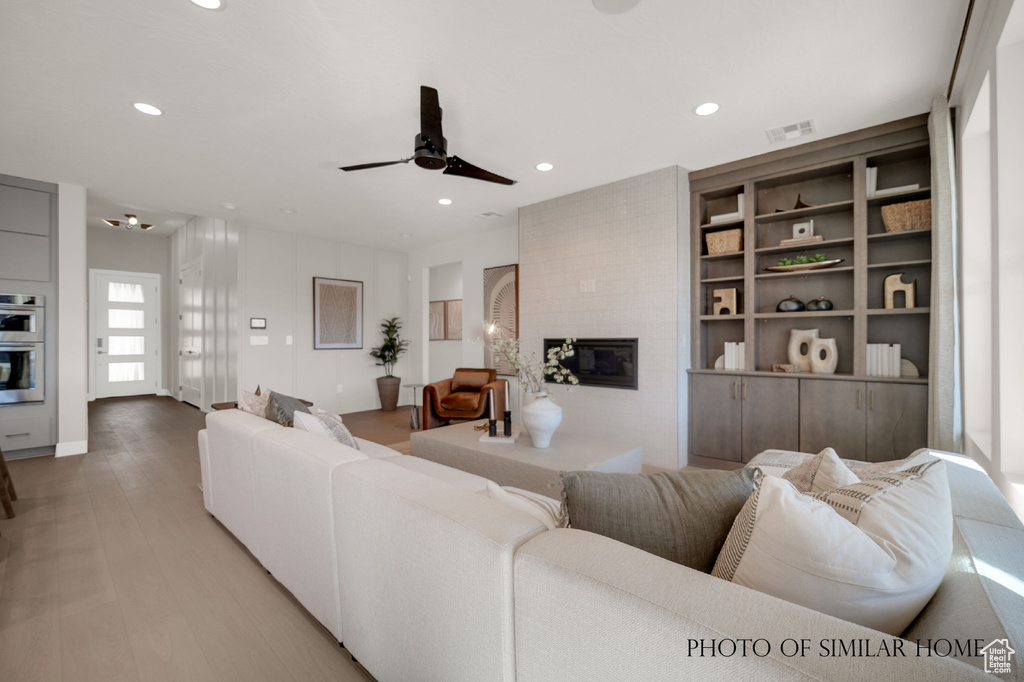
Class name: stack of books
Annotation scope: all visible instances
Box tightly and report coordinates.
[866,167,920,198]
[724,341,746,370]
[867,343,902,377]
[709,193,745,224]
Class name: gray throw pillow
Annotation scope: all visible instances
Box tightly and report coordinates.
[266,391,311,427]
[560,468,756,573]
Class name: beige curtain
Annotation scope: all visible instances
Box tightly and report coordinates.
[928,96,962,452]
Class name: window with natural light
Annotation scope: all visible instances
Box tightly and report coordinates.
[107,282,145,303]
[108,362,145,383]
[108,336,145,356]
[108,309,145,329]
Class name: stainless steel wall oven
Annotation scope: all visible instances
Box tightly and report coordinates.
[0,294,45,404]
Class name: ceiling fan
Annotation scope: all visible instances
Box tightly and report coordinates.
[340,86,516,185]
[103,214,153,230]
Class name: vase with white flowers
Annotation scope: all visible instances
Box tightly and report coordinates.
[488,337,578,448]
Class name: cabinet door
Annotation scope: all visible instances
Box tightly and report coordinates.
[866,383,928,461]
[741,377,799,462]
[690,373,743,462]
[799,379,866,461]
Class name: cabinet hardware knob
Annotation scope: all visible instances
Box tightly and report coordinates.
[6,433,30,438]
[856,389,862,410]
[869,390,874,411]
[742,383,748,401]
[733,382,739,400]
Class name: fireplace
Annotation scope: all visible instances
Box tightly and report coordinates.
[544,338,638,390]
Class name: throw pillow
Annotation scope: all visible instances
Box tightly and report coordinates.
[560,468,756,573]
[237,389,270,418]
[293,408,360,450]
[782,447,860,493]
[266,391,311,428]
[712,457,951,636]
[481,481,560,530]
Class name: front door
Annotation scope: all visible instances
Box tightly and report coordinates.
[91,270,161,399]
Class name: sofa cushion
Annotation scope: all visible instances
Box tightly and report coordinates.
[560,468,756,573]
[782,447,859,493]
[294,408,359,450]
[266,391,311,427]
[440,392,483,412]
[482,481,560,530]
[712,458,952,636]
[451,368,492,392]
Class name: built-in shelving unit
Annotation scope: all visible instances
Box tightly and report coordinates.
[687,115,934,467]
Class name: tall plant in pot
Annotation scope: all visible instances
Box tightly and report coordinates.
[369,317,409,412]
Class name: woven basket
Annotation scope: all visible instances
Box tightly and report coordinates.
[706,228,743,255]
[881,199,931,233]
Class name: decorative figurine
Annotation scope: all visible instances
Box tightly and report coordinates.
[713,288,738,315]
[884,273,916,309]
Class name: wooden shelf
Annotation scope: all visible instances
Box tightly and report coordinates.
[700,274,745,284]
[701,251,743,261]
[754,200,854,224]
[754,310,854,320]
[867,259,931,269]
[699,314,744,321]
[867,228,932,242]
[866,187,931,205]
[867,307,931,315]
[755,237,853,255]
[700,218,743,230]
[754,265,853,280]
[687,368,928,385]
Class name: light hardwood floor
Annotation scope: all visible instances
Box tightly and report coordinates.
[0,396,374,682]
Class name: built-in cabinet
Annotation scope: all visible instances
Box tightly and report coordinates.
[688,116,933,467]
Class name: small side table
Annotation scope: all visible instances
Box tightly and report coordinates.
[403,383,426,430]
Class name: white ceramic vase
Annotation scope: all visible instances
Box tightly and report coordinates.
[809,338,838,374]
[787,328,819,372]
[521,391,562,449]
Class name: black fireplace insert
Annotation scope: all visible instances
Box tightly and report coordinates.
[543,338,638,390]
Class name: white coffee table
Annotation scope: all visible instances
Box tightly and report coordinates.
[410,420,643,496]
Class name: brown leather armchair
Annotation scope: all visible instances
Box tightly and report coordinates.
[421,368,508,430]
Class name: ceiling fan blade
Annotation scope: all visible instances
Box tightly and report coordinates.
[420,86,443,147]
[140,224,154,230]
[340,158,412,172]
[443,156,516,185]
[103,219,121,227]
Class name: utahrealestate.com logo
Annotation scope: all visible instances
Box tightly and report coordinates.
[981,639,1015,676]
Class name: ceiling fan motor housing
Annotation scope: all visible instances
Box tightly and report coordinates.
[413,133,447,170]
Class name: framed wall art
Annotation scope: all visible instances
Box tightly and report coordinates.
[445,299,463,340]
[313,277,363,349]
[429,300,446,341]
[483,264,519,375]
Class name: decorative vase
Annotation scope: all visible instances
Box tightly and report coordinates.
[787,329,819,372]
[376,376,401,411]
[521,391,562,449]
[809,338,838,374]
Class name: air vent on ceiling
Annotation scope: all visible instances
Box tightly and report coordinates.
[477,211,505,220]
[766,119,817,144]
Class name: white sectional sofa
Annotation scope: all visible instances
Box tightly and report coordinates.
[199,409,1022,681]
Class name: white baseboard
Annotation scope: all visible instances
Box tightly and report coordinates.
[56,440,89,457]
[157,388,172,397]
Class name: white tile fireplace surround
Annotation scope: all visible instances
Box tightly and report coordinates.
[519,166,688,470]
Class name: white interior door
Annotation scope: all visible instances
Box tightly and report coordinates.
[91,270,161,399]
[179,262,203,408]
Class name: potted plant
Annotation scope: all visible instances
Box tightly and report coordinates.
[369,317,410,411]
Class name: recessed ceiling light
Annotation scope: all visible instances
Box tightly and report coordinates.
[438,198,452,206]
[190,0,222,9]
[535,162,554,172]
[279,208,296,214]
[400,233,412,238]
[223,203,237,210]
[694,102,720,116]
[133,102,162,116]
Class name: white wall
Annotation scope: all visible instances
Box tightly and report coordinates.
[87,226,173,392]
[518,166,689,470]
[407,223,519,405]
[428,261,463,382]
[56,183,88,456]
[238,227,409,413]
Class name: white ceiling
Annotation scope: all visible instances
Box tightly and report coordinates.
[0,0,966,249]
